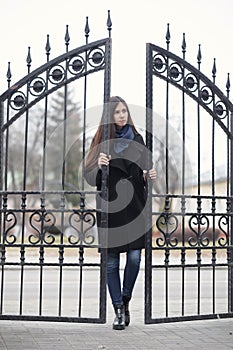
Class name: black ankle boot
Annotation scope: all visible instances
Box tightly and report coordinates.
[112,304,125,330]
[123,296,131,326]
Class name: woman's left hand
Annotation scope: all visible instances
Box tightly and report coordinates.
[148,168,157,182]
[143,169,157,182]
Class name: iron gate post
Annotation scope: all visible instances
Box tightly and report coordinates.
[0,101,2,243]
[145,43,153,324]
[229,111,233,312]
[99,37,112,323]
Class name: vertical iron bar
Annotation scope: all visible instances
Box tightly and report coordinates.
[38,35,51,318]
[4,100,9,192]
[41,35,50,191]
[212,65,216,314]
[211,119,216,314]
[59,193,65,316]
[1,194,7,314]
[181,36,186,316]
[82,19,89,192]
[165,248,169,317]
[197,247,201,314]
[0,102,3,242]
[229,111,233,312]
[0,102,4,314]
[196,48,201,316]
[145,43,153,324]
[58,40,69,316]
[77,17,90,318]
[181,245,186,315]
[78,196,85,317]
[165,67,169,195]
[39,195,45,316]
[19,62,31,314]
[77,19,90,319]
[1,87,10,317]
[165,31,170,319]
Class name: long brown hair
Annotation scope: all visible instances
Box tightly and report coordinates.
[85,96,138,170]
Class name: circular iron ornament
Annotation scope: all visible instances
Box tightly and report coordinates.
[29,77,46,96]
[184,73,198,92]
[152,53,167,74]
[214,101,228,119]
[10,91,26,110]
[48,65,65,84]
[68,55,85,75]
[199,85,213,105]
[87,48,105,68]
[168,62,183,82]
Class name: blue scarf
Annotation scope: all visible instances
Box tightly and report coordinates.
[114,124,134,154]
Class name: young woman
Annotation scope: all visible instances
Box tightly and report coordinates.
[85,96,156,330]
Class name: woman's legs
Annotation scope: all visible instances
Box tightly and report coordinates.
[107,249,141,329]
[122,249,141,326]
[122,249,141,299]
[107,252,122,305]
[107,252,125,330]
[107,249,142,304]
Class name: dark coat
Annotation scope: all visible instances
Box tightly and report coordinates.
[85,133,148,253]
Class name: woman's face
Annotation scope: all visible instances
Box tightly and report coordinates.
[113,102,128,129]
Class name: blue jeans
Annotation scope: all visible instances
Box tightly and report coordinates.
[107,249,141,305]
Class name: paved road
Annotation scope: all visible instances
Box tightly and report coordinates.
[0,252,232,349]
[0,265,228,320]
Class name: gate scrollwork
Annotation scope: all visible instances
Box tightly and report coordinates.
[4,211,17,244]
[218,215,229,246]
[155,212,178,247]
[68,210,96,245]
[28,210,56,245]
[188,214,210,246]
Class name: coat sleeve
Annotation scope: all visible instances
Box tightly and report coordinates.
[136,134,149,170]
[84,166,102,189]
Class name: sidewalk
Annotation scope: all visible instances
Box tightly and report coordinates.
[0,317,233,349]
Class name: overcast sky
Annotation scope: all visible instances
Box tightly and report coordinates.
[0,0,232,106]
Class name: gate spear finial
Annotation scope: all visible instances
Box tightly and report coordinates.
[107,10,112,38]
[197,44,202,69]
[65,25,70,52]
[166,23,170,50]
[212,58,216,82]
[45,35,51,62]
[226,73,230,96]
[26,47,32,72]
[182,33,186,59]
[85,16,90,44]
[7,62,11,87]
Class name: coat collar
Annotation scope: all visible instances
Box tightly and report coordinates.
[110,134,145,174]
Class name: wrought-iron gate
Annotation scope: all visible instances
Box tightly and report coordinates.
[145,25,233,323]
[0,14,112,323]
[1,15,233,325]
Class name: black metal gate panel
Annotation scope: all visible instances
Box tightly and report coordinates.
[0,17,112,323]
[145,27,233,323]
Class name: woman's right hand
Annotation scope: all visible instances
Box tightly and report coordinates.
[98,153,111,169]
